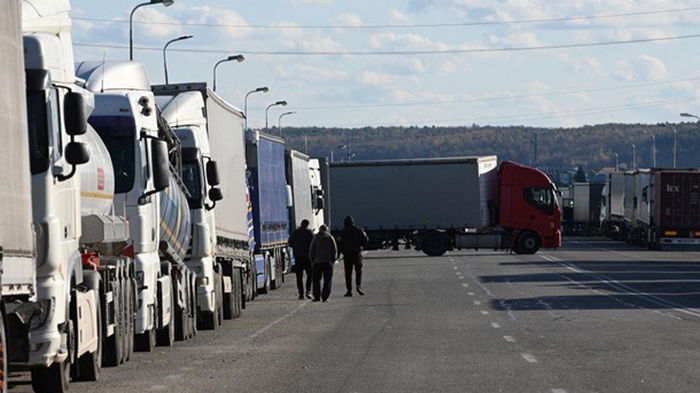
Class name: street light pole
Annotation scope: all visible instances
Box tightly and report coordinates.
[330,145,346,162]
[163,34,193,84]
[244,87,269,130]
[265,101,287,131]
[278,111,296,137]
[614,153,619,171]
[632,143,637,170]
[130,0,175,61]
[212,54,245,92]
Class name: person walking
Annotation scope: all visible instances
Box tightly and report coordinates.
[288,219,314,300]
[309,225,337,302]
[338,216,369,297]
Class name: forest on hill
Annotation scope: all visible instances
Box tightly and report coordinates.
[277,122,700,177]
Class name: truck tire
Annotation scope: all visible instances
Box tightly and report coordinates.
[103,269,123,367]
[240,269,247,310]
[125,278,136,360]
[514,232,540,255]
[173,276,188,341]
[420,231,449,257]
[232,269,243,319]
[31,360,70,393]
[188,272,198,339]
[0,313,7,393]
[135,328,156,352]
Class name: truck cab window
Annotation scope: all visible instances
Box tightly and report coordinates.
[90,116,137,193]
[182,161,203,208]
[524,188,555,214]
[26,90,50,174]
[47,88,62,160]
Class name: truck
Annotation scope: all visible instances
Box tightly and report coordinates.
[286,150,314,233]
[75,60,197,350]
[22,1,137,391]
[1,1,37,390]
[571,182,605,234]
[308,158,329,229]
[153,82,249,326]
[600,172,626,239]
[246,131,290,292]
[329,156,561,256]
[631,169,700,250]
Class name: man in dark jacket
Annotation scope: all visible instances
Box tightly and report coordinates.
[288,219,314,300]
[309,225,337,302]
[338,216,369,297]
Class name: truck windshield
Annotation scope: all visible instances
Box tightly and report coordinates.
[26,90,50,174]
[90,116,136,193]
[524,188,556,214]
[182,161,203,208]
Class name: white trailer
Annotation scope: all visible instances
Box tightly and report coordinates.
[286,150,314,230]
[154,83,249,322]
[308,158,327,230]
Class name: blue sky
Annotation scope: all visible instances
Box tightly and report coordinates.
[71,0,700,129]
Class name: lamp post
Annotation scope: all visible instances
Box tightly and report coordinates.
[632,143,637,170]
[330,145,346,162]
[662,122,678,168]
[163,34,193,84]
[614,152,619,171]
[130,0,175,61]
[641,130,656,168]
[278,111,296,137]
[212,54,245,92]
[265,101,287,130]
[244,87,269,130]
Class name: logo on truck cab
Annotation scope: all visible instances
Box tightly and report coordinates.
[666,184,680,193]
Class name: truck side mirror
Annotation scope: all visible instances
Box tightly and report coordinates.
[206,161,220,186]
[151,139,170,192]
[316,196,324,210]
[209,187,223,202]
[65,142,90,165]
[64,92,87,136]
[286,185,293,208]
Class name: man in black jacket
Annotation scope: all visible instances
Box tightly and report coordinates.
[338,216,369,297]
[288,219,314,300]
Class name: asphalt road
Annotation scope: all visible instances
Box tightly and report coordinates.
[9,237,700,393]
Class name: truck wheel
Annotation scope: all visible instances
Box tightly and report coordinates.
[240,269,247,310]
[31,359,70,393]
[233,270,243,319]
[515,232,540,255]
[199,311,216,330]
[135,328,156,352]
[125,278,136,360]
[0,313,7,393]
[420,231,449,257]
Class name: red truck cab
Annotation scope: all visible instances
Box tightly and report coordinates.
[498,161,562,252]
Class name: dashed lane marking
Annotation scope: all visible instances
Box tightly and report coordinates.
[551,390,568,393]
[503,335,516,342]
[453,266,458,270]
[461,283,469,287]
[521,353,538,363]
[474,300,482,305]
[481,310,489,315]
[490,322,501,329]
[468,292,475,296]
[249,302,308,338]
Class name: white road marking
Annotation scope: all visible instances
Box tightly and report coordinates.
[468,292,475,296]
[481,310,489,315]
[453,266,458,270]
[249,302,308,338]
[490,322,501,329]
[503,335,516,342]
[473,300,482,305]
[551,389,568,393]
[458,276,465,280]
[461,283,469,287]
[521,353,538,363]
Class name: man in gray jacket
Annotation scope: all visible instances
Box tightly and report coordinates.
[309,225,337,302]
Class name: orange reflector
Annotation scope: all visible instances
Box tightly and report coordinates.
[664,230,678,237]
[695,231,700,237]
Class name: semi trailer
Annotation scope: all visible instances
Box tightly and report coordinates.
[154,82,249,324]
[308,158,328,229]
[76,60,197,349]
[329,157,561,256]
[246,131,290,292]
[571,182,605,234]
[286,150,314,232]
[601,172,626,239]
[22,1,140,392]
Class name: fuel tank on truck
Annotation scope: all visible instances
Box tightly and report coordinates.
[78,125,115,216]
[158,174,192,264]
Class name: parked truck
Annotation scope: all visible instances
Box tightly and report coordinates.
[286,150,314,233]
[308,158,328,229]
[22,1,137,391]
[154,82,249,324]
[329,156,561,256]
[75,60,197,350]
[571,182,605,234]
[246,131,290,292]
[600,172,626,239]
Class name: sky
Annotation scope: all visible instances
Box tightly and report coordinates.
[70,0,700,129]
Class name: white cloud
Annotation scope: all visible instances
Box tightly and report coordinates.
[614,60,637,81]
[638,55,668,81]
[387,9,412,25]
[368,32,449,51]
[331,12,363,27]
[276,64,349,83]
[183,5,251,39]
[135,8,181,38]
[575,57,606,77]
